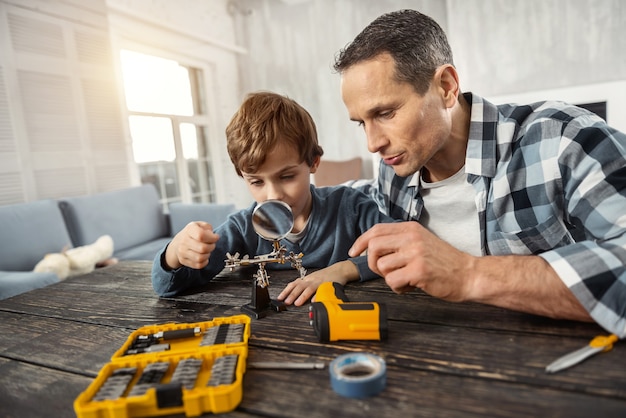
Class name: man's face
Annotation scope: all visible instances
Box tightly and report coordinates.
[340,53,452,178]
[241,144,316,233]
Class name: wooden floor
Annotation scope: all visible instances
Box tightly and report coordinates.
[1,260,625,417]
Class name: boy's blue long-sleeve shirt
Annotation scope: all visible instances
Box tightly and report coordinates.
[152,185,394,297]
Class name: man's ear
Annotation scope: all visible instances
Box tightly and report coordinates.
[310,155,321,173]
[435,64,460,108]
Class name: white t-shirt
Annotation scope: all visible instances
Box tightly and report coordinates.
[419,166,482,256]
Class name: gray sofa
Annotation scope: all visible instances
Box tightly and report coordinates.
[0,199,71,299]
[0,184,236,300]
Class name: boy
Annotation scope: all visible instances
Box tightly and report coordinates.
[151,91,393,306]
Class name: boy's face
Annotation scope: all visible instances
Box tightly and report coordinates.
[241,144,319,232]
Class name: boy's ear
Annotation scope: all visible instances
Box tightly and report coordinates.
[310,155,321,173]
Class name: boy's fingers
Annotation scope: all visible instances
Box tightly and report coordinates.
[196,221,213,230]
[277,282,295,300]
[277,280,301,302]
[294,288,315,306]
[193,222,219,244]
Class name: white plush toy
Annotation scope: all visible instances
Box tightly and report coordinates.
[34,235,116,280]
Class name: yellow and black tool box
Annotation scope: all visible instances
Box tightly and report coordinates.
[74,314,251,418]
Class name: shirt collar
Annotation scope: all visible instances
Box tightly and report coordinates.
[408,172,419,188]
[464,92,498,178]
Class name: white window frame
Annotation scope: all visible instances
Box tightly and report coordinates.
[110,38,224,206]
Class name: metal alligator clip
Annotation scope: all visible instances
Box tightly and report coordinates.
[545,334,619,373]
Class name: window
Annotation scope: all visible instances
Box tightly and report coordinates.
[119,50,215,207]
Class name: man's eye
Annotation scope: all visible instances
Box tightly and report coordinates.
[379,111,394,119]
[357,121,365,128]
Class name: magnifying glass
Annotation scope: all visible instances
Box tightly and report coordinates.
[252,200,294,242]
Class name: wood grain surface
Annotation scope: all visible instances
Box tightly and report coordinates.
[1,260,624,417]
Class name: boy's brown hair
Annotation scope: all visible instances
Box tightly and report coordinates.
[226,91,324,176]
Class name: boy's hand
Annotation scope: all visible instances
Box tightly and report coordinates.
[164,222,220,270]
[277,272,327,306]
[277,261,358,306]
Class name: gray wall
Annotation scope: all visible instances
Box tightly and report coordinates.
[448,0,626,95]
[231,0,626,177]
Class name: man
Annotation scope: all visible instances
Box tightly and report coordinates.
[335,9,626,337]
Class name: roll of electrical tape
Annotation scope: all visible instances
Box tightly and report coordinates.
[329,353,386,398]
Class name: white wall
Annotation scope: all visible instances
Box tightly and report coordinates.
[0,0,132,204]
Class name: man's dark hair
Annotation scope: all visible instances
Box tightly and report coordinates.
[333,9,454,95]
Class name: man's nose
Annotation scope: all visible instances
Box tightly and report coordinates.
[365,124,387,154]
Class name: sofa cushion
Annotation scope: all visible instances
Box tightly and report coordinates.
[0,200,73,271]
[169,202,236,235]
[0,271,60,300]
[113,237,172,261]
[58,185,169,253]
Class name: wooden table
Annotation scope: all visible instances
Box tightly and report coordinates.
[1,260,625,417]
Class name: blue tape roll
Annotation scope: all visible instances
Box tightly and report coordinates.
[329,353,386,398]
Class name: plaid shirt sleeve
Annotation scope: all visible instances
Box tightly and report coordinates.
[474,96,626,337]
[530,110,626,337]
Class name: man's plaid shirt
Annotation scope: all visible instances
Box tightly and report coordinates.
[350,92,626,337]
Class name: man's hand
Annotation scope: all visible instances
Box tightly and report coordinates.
[349,222,474,301]
[349,222,592,322]
[164,222,220,270]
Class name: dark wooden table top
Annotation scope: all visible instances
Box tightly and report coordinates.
[1,260,625,417]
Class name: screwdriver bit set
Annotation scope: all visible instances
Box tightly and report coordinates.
[74,315,251,418]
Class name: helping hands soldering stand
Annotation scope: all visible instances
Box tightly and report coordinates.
[224,200,307,319]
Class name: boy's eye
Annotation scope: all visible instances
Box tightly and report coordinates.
[249,180,263,186]
[281,175,295,180]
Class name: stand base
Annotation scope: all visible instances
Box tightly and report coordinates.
[240,283,287,319]
[241,299,286,319]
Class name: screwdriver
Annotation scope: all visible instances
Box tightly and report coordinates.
[248,362,325,370]
[545,334,619,373]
